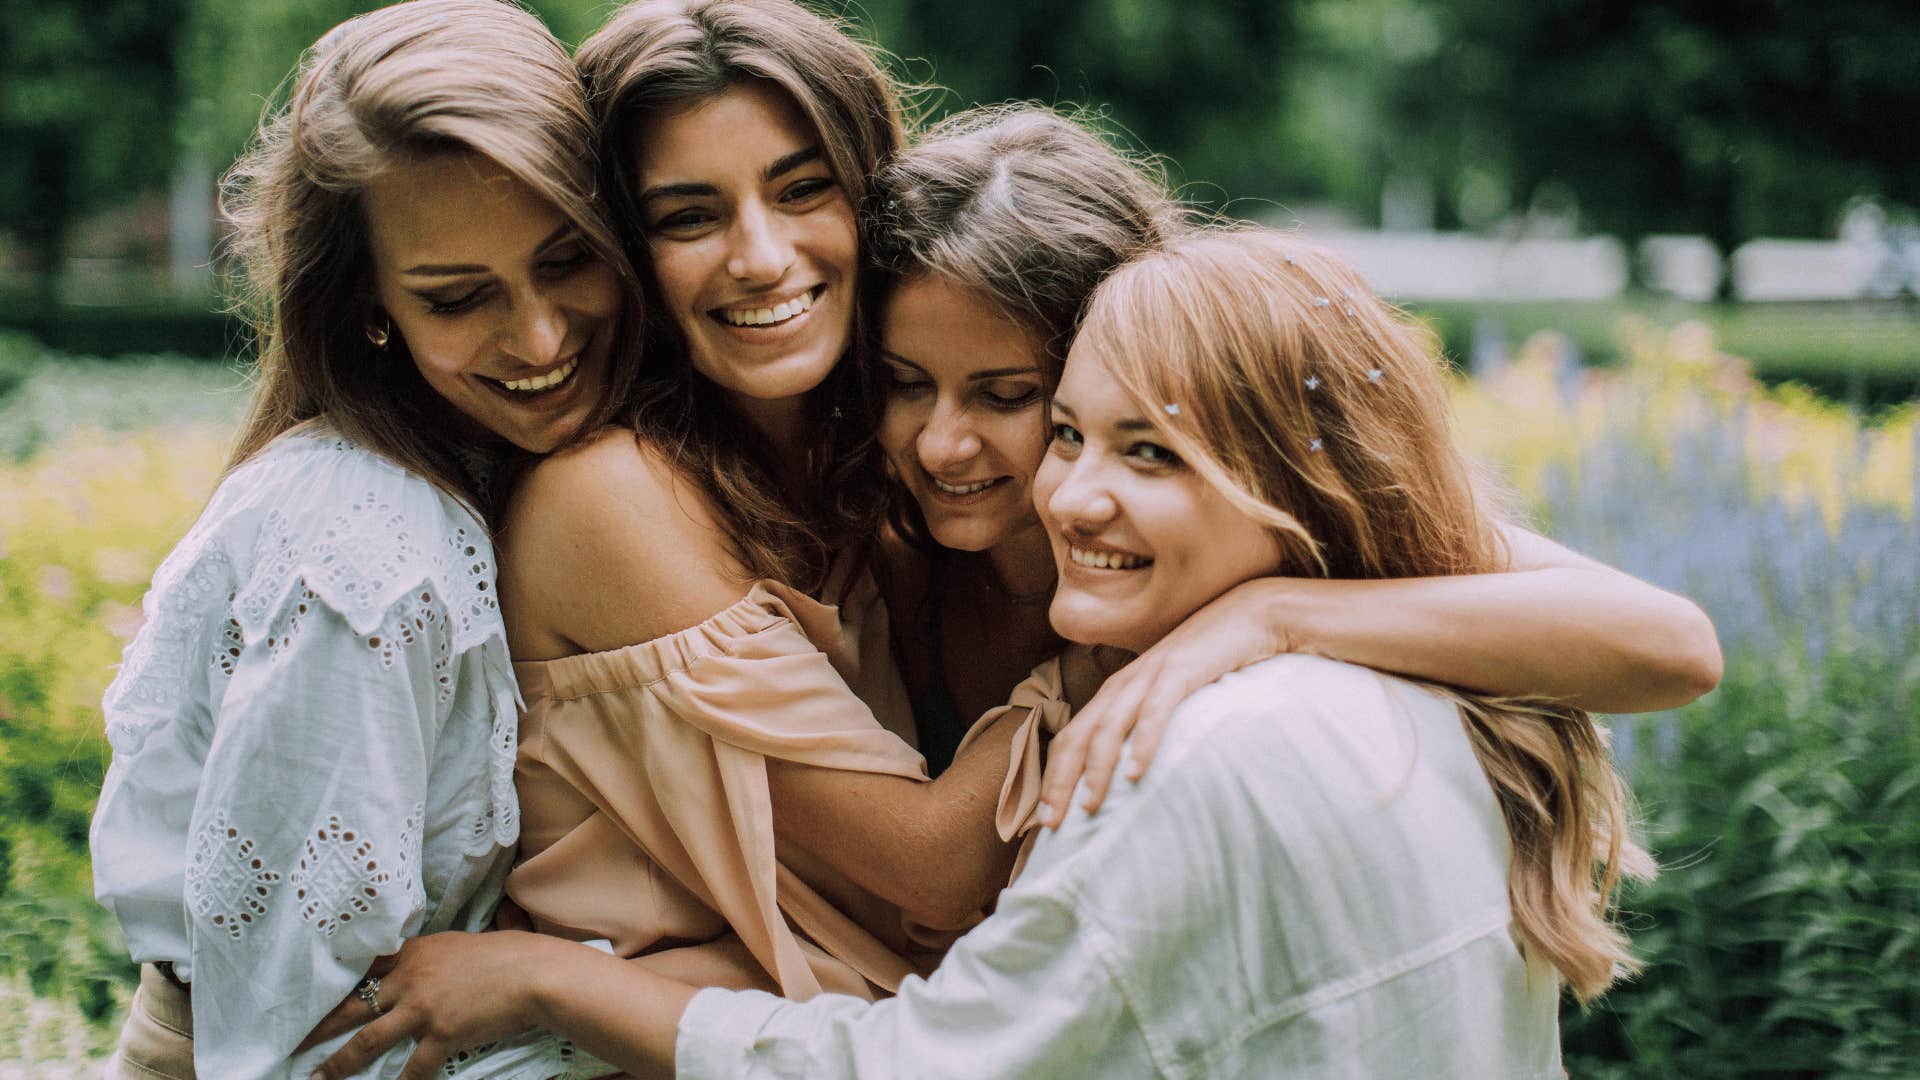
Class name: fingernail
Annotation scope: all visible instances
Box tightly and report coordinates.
[1037,801,1055,824]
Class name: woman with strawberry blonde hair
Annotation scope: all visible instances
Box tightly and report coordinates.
[316,226,1655,1078]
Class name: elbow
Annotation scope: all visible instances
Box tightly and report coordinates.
[1652,599,1724,708]
[903,897,987,933]
[896,864,1000,930]
[891,839,1008,929]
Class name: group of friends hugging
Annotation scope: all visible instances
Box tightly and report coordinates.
[88,0,1724,1077]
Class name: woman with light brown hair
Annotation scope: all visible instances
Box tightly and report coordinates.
[88,0,638,1074]
[313,225,1655,1079]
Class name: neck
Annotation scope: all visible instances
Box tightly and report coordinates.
[733,391,813,499]
[986,519,1058,603]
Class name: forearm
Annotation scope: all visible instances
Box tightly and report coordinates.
[524,937,696,1079]
[1272,568,1722,712]
[768,707,1022,925]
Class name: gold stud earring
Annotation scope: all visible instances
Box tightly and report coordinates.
[366,321,391,349]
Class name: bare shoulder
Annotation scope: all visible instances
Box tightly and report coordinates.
[498,427,751,656]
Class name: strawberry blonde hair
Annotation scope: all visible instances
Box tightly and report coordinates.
[1078,227,1653,1003]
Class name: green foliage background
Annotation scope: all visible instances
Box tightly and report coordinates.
[2,0,1918,1073]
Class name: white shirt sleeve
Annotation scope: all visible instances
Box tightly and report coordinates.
[674,836,1153,1079]
[182,581,446,1078]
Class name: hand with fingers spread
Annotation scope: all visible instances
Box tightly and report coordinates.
[1038,582,1288,828]
[308,932,548,1080]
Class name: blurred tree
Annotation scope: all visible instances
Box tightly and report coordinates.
[844,0,1303,210]
[0,0,190,301]
[1393,0,1920,291]
[175,0,610,168]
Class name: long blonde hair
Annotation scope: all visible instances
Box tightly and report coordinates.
[1080,228,1653,1003]
[222,0,640,517]
[577,0,906,592]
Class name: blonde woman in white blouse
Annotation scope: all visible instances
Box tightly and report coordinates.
[87,2,642,1076]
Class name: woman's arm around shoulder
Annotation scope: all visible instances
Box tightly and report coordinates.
[1039,523,1722,824]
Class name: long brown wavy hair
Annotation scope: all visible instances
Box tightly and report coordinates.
[577,0,905,593]
[1079,228,1654,1003]
[863,104,1188,548]
[221,0,641,520]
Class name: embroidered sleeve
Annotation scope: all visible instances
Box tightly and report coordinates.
[180,581,448,1077]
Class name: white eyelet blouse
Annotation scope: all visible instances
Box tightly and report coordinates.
[90,429,604,1080]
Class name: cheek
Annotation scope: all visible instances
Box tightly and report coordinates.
[875,398,922,469]
[646,244,705,317]
[811,202,860,277]
[1003,412,1051,480]
[570,264,625,319]
[396,320,478,382]
[1031,452,1066,523]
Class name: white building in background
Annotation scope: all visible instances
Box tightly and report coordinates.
[1274,198,1917,303]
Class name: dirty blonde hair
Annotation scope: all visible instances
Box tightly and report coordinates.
[1079,228,1653,1002]
[577,0,905,592]
[222,0,640,517]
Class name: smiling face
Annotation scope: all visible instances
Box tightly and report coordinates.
[365,152,622,453]
[631,78,857,413]
[878,276,1053,553]
[1034,347,1284,654]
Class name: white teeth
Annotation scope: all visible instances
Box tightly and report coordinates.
[1068,545,1150,570]
[933,477,996,495]
[721,287,816,327]
[499,356,579,393]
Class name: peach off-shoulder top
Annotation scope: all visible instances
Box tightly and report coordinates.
[506,573,953,1002]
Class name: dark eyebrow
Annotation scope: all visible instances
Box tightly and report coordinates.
[969,366,1042,381]
[638,146,826,205]
[402,222,574,277]
[765,145,823,182]
[880,350,926,372]
[638,180,716,203]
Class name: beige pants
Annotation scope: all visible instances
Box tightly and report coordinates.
[105,964,194,1079]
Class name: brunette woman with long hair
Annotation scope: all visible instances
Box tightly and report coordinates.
[485,0,1027,1005]
[88,1,639,1075]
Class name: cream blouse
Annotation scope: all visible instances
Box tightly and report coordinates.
[506,574,955,1002]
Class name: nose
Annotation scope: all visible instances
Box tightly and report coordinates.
[504,290,568,367]
[916,397,981,472]
[726,201,795,285]
[1045,453,1119,531]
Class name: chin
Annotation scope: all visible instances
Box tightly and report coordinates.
[1047,596,1137,650]
[924,518,998,553]
[701,347,842,402]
